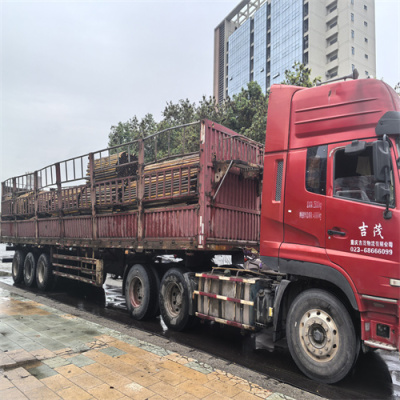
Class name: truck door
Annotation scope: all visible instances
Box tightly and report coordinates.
[325,140,398,298]
[282,145,327,255]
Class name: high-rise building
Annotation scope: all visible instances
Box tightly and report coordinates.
[213,0,376,103]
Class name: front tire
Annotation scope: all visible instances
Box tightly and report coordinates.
[125,264,158,320]
[12,250,25,284]
[159,268,194,331]
[286,289,358,383]
[23,252,37,287]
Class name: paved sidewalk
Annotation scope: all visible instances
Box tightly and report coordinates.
[0,286,305,400]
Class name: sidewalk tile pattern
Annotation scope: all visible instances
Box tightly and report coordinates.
[0,288,294,399]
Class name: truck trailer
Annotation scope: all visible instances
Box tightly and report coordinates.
[2,77,400,383]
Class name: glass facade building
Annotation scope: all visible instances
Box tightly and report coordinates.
[227,19,251,97]
[270,0,303,85]
[214,0,376,103]
[253,3,268,92]
[227,0,303,96]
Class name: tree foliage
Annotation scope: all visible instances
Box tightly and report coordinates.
[107,63,317,150]
[281,61,321,87]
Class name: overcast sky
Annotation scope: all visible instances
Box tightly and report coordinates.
[1,0,399,184]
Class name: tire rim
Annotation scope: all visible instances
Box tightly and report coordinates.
[165,281,182,317]
[129,277,143,308]
[37,260,44,284]
[299,308,339,362]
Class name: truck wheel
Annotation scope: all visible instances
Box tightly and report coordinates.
[159,268,194,331]
[36,253,54,291]
[12,250,25,284]
[125,264,158,320]
[23,252,37,287]
[286,289,358,383]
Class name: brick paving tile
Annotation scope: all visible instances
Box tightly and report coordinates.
[86,383,125,400]
[82,363,113,376]
[153,368,187,386]
[23,385,61,400]
[69,372,103,390]
[203,392,232,400]
[57,384,92,400]
[148,381,186,400]
[233,390,271,400]
[176,381,214,398]
[0,386,28,399]
[204,378,243,397]
[0,375,14,390]
[98,371,131,388]
[55,364,85,378]
[13,375,45,393]
[118,382,155,399]
[127,369,160,387]
[41,374,74,392]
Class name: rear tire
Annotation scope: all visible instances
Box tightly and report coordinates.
[159,268,194,331]
[36,253,54,291]
[125,264,158,320]
[286,289,358,383]
[23,252,37,287]
[12,250,25,284]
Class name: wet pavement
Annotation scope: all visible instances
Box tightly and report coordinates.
[1,243,399,399]
[0,281,321,400]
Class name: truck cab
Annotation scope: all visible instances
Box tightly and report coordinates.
[261,79,400,382]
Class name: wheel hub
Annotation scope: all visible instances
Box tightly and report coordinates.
[299,309,339,362]
[129,277,143,307]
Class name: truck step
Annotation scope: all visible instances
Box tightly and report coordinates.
[195,312,255,331]
[364,339,397,351]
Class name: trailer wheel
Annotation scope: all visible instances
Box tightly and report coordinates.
[12,250,25,284]
[23,252,37,287]
[286,289,358,383]
[125,264,158,320]
[159,268,194,331]
[36,253,54,291]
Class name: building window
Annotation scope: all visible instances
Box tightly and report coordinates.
[365,37,368,43]
[352,64,355,71]
[328,34,338,46]
[304,19,309,32]
[364,4,368,10]
[304,2,309,17]
[328,52,338,62]
[351,0,354,4]
[365,71,369,76]
[326,17,337,30]
[303,52,309,65]
[364,21,368,27]
[328,4,337,13]
[304,35,309,50]
[351,13,354,22]
[351,30,355,39]
[352,46,355,55]
[365,54,368,59]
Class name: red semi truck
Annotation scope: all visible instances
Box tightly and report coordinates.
[1,77,400,383]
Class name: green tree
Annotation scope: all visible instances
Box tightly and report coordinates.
[223,81,268,143]
[281,61,321,87]
[395,82,400,96]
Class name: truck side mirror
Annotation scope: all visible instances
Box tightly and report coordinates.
[372,140,390,182]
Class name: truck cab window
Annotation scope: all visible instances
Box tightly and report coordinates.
[333,145,394,205]
[306,145,327,194]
